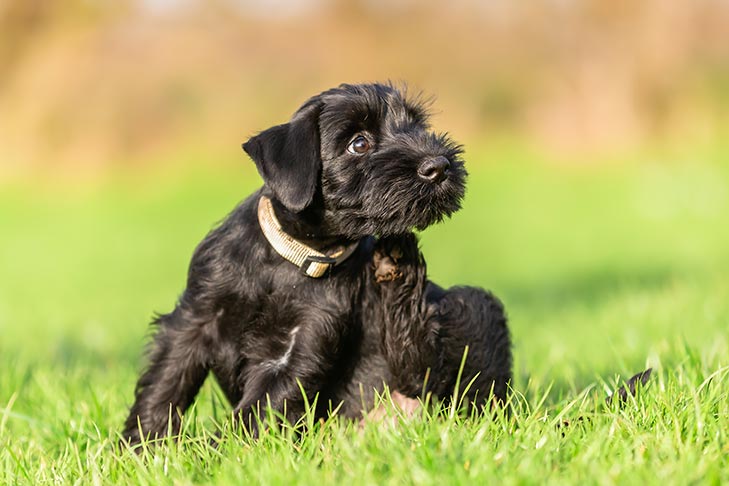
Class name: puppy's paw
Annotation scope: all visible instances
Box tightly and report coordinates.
[360,391,421,428]
[373,234,421,283]
[373,249,403,283]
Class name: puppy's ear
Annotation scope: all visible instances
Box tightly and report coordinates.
[243,103,322,212]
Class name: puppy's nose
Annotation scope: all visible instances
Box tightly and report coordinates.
[417,156,451,184]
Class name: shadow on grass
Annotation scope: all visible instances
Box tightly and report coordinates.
[499,265,694,405]
[500,264,682,312]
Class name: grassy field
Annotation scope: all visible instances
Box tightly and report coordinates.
[1,147,728,484]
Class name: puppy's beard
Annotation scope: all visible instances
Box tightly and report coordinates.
[324,175,466,238]
[398,182,466,233]
[378,164,467,234]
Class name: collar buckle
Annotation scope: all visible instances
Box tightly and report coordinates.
[300,255,338,278]
[259,195,361,279]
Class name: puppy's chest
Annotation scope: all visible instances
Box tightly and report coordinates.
[237,280,366,359]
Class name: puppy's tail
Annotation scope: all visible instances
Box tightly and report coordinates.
[558,368,653,435]
[606,368,653,406]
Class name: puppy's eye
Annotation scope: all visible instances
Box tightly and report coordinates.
[347,135,371,155]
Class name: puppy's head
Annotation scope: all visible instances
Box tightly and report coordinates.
[243,83,466,238]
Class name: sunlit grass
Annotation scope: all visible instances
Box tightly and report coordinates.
[1,151,728,484]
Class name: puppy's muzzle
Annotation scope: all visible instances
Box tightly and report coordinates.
[417,156,451,184]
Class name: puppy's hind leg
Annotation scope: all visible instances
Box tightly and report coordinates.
[374,233,442,397]
[122,308,213,447]
[430,286,512,407]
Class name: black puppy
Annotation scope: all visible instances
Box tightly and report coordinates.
[122,83,512,444]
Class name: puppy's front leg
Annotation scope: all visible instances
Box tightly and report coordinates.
[374,234,440,397]
[230,325,334,436]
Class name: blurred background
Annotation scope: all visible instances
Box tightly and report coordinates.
[1,0,729,401]
[2,0,729,176]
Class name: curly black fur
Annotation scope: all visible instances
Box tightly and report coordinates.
[122,83,512,445]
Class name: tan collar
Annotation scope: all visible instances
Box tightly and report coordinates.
[257,196,360,278]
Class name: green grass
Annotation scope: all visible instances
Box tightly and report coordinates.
[1,149,728,484]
